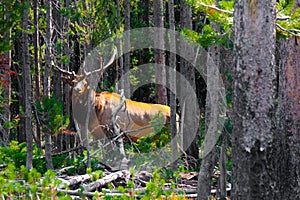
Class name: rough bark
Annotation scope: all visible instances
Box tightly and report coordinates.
[154,0,167,105]
[22,0,33,170]
[276,35,300,199]
[232,0,277,199]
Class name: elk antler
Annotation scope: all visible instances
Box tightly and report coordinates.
[85,48,117,77]
[54,66,74,77]
[54,66,76,85]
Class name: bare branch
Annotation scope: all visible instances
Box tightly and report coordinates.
[277,16,290,20]
[195,2,292,22]
[195,2,233,15]
[276,23,300,36]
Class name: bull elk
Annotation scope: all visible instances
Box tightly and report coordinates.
[56,48,179,146]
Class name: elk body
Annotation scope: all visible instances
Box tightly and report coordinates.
[57,49,179,145]
[74,89,177,141]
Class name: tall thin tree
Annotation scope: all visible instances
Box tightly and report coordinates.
[168,0,177,171]
[124,0,131,98]
[197,41,221,200]
[180,0,199,163]
[33,0,41,148]
[22,0,33,170]
[154,0,167,105]
[116,0,124,91]
[197,1,223,198]
[44,0,54,170]
[1,6,12,146]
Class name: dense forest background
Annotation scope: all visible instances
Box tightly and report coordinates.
[0,0,300,199]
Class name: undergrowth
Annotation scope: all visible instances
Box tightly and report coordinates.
[0,141,194,199]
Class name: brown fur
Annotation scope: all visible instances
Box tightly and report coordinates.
[90,91,179,140]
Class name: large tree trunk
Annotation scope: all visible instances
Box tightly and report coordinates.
[232,0,277,199]
[154,0,167,105]
[276,36,300,199]
[22,0,33,170]
[276,2,300,198]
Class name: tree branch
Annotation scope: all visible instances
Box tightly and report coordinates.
[195,2,293,22]
[276,23,300,36]
[277,16,290,20]
[195,2,233,15]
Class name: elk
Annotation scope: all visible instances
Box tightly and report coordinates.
[56,48,179,147]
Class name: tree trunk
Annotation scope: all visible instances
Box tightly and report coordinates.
[14,36,26,143]
[63,0,71,151]
[53,2,63,103]
[116,0,124,92]
[44,0,54,170]
[1,10,12,146]
[154,0,167,105]
[138,0,149,27]
[22,0,33,170]
[168,0,177,171]
[33,0,41,148]
[124,0,131,98]
[180,0,199,164]
[44,0,52,98]
[197,45,220,199]
[53,1,63,152]
[276,36,300,199]
[33,0,41,100]
[219,131,227,198]
[232,0,277,199]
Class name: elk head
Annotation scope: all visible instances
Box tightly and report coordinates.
[55,48,117,93]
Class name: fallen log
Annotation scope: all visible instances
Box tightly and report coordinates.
[83,170,130,192]
[57,174,93,189]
